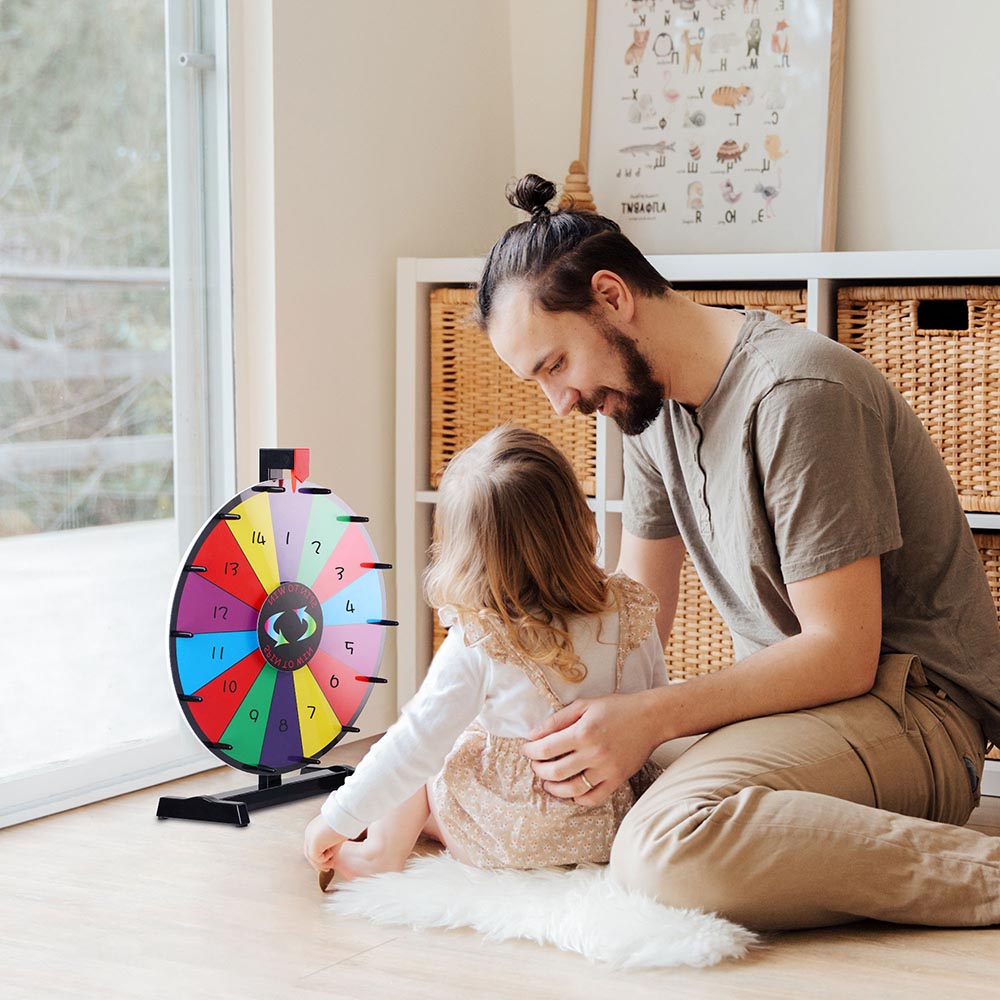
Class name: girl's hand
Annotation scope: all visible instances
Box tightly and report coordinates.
[303,813,348,872]
[521,691,660,806]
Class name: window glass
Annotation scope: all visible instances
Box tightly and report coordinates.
[0,1,180,778]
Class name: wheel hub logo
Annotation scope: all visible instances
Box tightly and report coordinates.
[263,607,318,646]
[257,582,324,670]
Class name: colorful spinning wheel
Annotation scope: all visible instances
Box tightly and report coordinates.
[159,449,394,825]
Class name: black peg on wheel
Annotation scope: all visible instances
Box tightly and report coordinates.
[179,694,203,703]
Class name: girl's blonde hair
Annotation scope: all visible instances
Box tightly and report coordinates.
[423,426,610,681]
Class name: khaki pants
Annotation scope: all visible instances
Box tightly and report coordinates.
[610,654,997,930]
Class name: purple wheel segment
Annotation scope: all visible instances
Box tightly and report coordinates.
[259,670,305,769]
[175,572,260,634]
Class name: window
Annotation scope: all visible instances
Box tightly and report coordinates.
[0,0,233,827]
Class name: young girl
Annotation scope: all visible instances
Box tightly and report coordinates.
[303,426,667,885]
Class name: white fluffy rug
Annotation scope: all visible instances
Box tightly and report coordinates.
[323,853,758,970]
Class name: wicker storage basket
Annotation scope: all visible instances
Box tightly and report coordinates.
[977,532,1000,624]
[675,286,808,326]
[429,287,597,495]
[663,554,734,681]
[431,554,736,680]
[837,286,1000,513]
[432,535,996,709]
[974,531,1000,759]
[658,533,1000,684]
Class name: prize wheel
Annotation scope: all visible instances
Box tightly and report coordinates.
[169,470,390,776]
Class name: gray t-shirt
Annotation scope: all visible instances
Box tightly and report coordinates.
[623,309,1000,744]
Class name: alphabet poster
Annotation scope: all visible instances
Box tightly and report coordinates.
[584,0,844,254]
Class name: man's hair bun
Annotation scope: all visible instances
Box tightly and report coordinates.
[506,174,557,221]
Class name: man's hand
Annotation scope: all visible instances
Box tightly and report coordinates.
[303,813,348,872]
[521,690,661,806]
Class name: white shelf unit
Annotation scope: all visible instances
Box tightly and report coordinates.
[396,250,1000,795]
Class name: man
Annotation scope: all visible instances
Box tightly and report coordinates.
[477,174,1000,930]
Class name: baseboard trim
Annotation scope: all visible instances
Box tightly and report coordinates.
[0,732,217,829]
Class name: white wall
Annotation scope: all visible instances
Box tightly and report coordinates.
[232,0,515,735]
[508,0,588,190]
[836,0,1000,251]
[509,0,1000,252]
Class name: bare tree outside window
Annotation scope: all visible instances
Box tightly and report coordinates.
[0,0,172,536]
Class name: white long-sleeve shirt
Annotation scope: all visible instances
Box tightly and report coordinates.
[321,587,667,839]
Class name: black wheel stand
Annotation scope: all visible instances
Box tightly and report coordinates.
[156,764,353,827]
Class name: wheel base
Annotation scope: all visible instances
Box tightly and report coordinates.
[156,764,354,826]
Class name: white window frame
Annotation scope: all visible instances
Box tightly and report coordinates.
[0,0,235,828]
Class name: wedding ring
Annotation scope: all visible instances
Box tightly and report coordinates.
[579,771,594,791]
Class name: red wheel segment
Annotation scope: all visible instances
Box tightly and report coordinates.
[188,650,267,743]
[191,521,268,609]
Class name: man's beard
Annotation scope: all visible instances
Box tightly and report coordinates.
[576,314,665,436]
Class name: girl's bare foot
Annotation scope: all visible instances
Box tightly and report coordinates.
[317,786,431,890]
[316,830,372,892]
[330,837,407,881]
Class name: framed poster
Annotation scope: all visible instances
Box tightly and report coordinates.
[581,0,846,253]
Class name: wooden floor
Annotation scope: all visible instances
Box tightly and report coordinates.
[2,738,998,1000]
